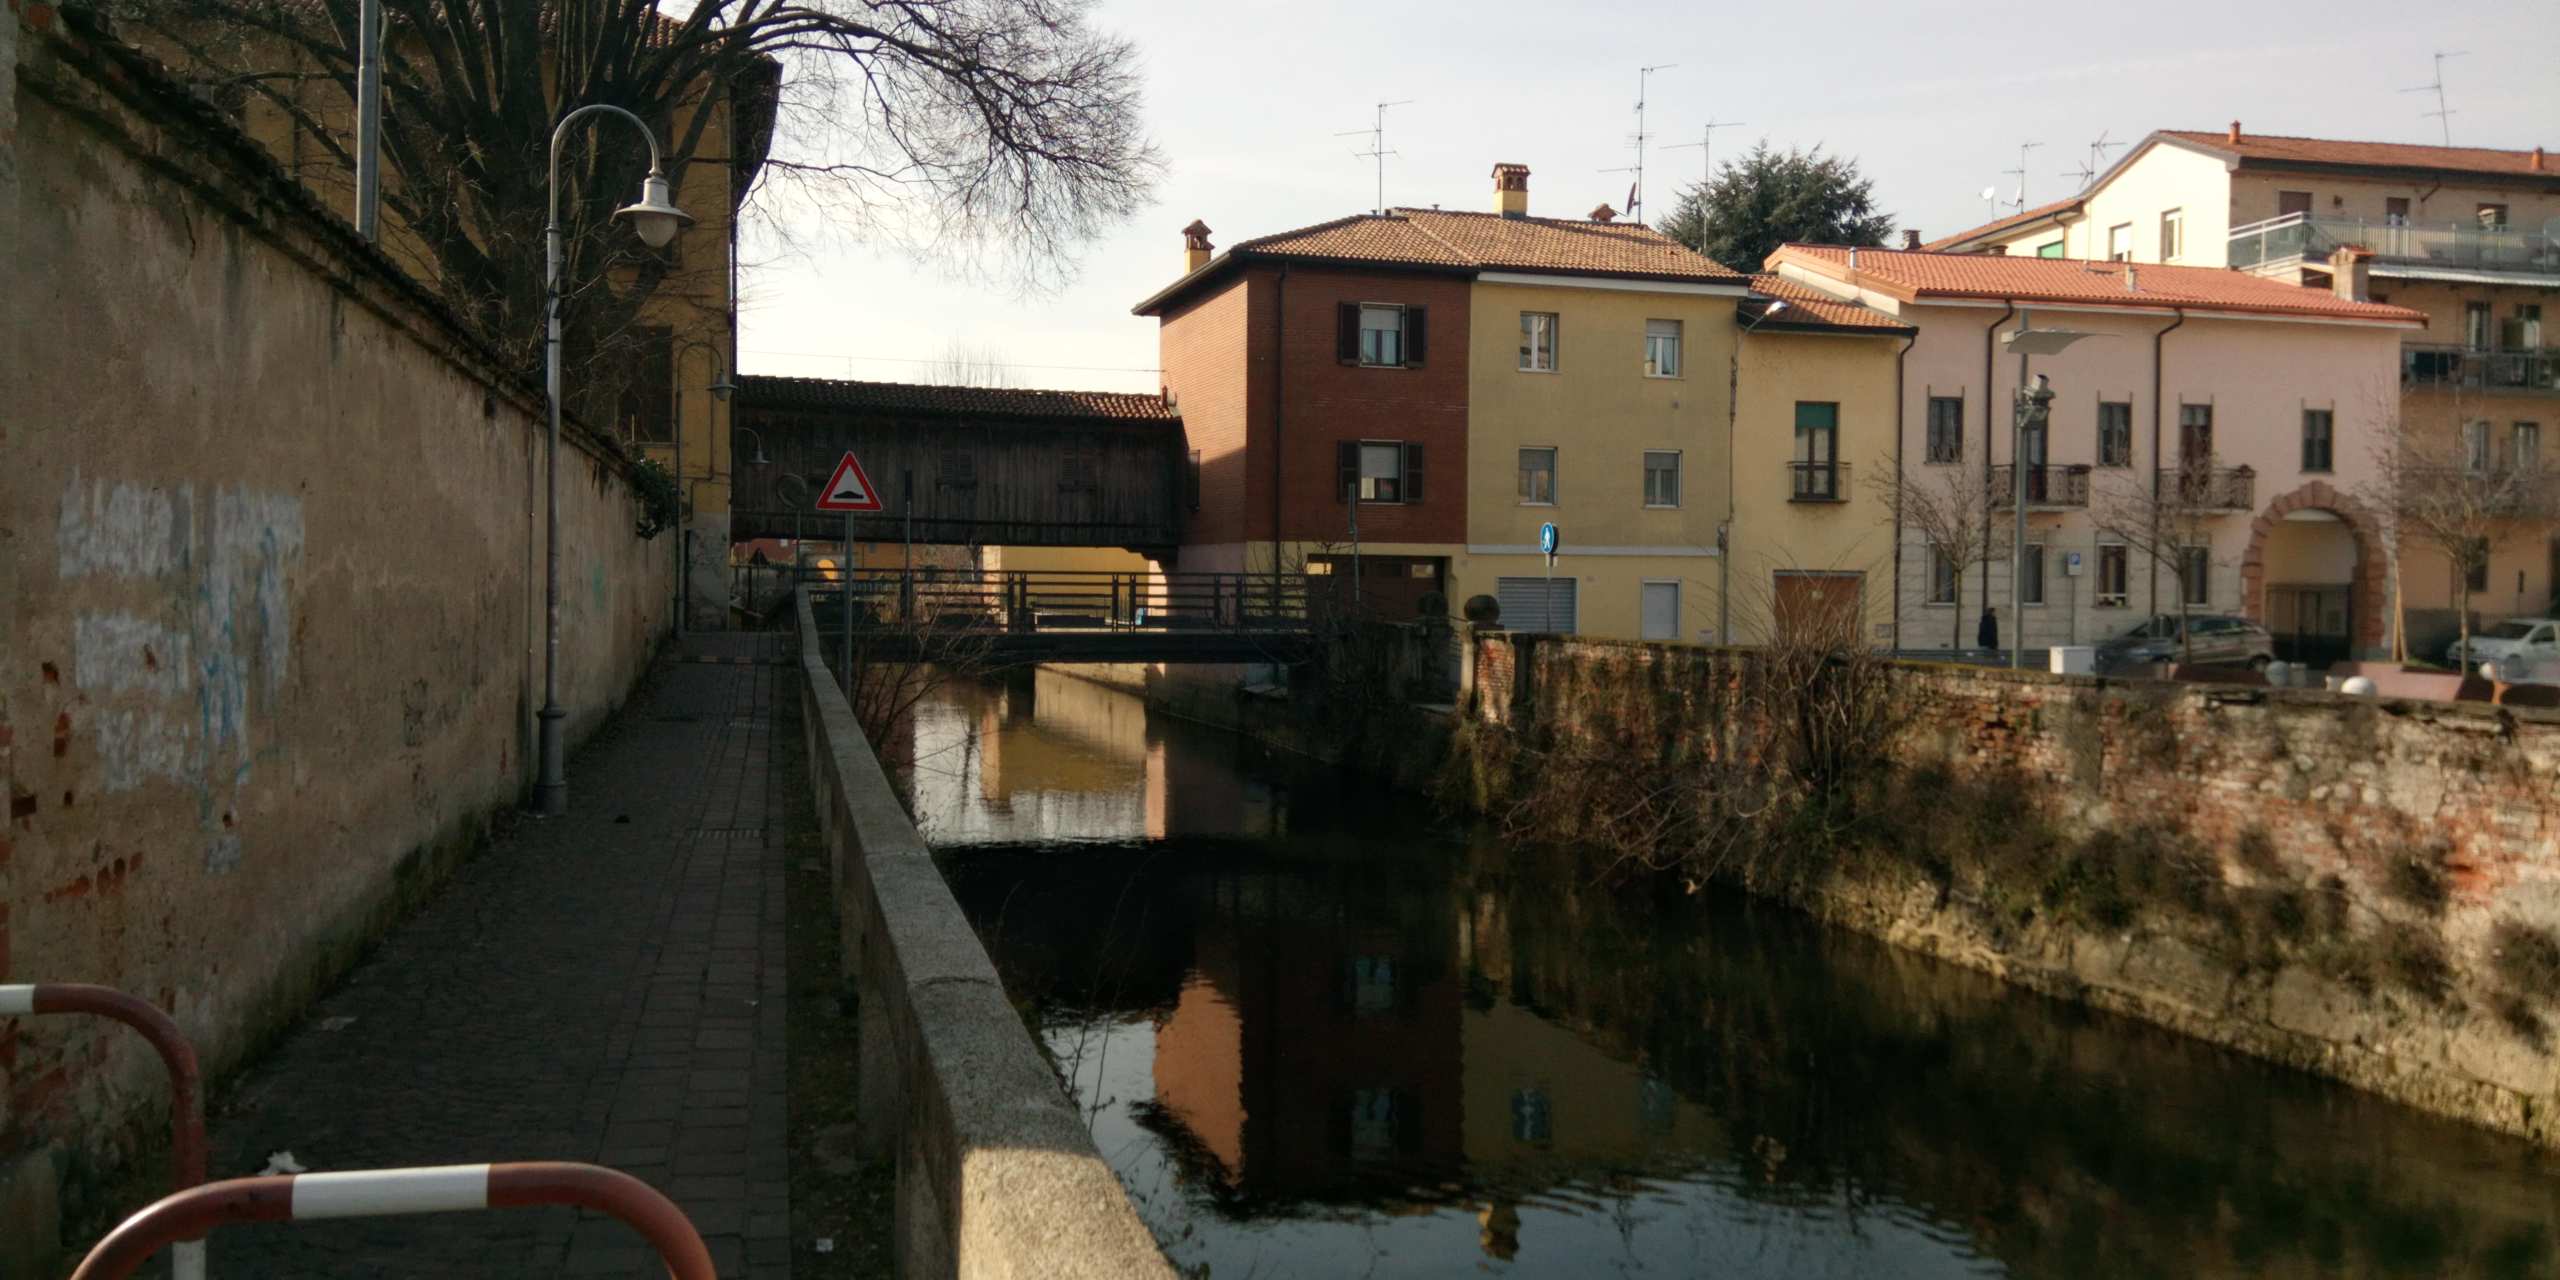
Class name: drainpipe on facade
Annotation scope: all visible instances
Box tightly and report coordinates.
[1980,302,2016,637]
[1891,329,1918,653]
[2150,308,2187,622]
[1723,338,1740,645]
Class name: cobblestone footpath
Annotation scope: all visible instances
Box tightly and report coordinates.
[201,633,791,1278]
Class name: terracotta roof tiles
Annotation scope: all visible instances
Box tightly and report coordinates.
[1743,274,1912,333]
[1769,245,2426,325]
[2163,130,2556,179]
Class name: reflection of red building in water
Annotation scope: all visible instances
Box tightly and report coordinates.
[1152,870,1464,1200]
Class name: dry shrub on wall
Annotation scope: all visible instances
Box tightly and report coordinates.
[1492,584,1914,889]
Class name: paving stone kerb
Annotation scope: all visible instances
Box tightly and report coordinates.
[794,596,1174,1279]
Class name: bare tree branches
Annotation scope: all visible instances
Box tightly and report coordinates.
[2356,384,2554,665]
[921,338,1016,387]
[1867,464,1996,651]
[2089,456,2238,663]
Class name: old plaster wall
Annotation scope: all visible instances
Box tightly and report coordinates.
[2,12,669,1259]
[1467,633,2560,1146]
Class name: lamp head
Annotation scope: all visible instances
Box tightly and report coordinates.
[617,171,692,249]
[710,373,738,403]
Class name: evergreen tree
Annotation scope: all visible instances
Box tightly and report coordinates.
[1658,143,1896,271]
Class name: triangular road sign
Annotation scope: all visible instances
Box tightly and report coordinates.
[814,451,885,513]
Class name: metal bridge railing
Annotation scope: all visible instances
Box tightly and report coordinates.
[812,569,1313,634]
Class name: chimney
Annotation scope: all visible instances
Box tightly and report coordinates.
[1902,229,1922,250]
[1588,203,1617,223]
[1848,245,1859,270]
[1181,219,1213,273]
[2227,120,2243,145]
[2533,146,2547,173]
[2329,245,2373,303]
[1492,163,1530,218]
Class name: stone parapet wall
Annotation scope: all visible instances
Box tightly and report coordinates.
[795,599,1174,1279]
[1466,632,2560,1145]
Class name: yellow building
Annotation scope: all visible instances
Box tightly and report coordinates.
[1724,276,1915,647]
[1455,276,1740,642]
[140,18,767,626]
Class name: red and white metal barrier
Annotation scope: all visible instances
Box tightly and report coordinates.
[71,1161,716,1280]
[0,983,209,1278]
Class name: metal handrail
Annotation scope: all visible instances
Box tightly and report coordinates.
[1989,463,2092,508]
[2,984,208,1278]
[72,1162,714,1280]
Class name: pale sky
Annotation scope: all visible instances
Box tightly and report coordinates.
[737,0,2558,395]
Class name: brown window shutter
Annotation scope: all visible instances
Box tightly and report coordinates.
[1338,303,1360,364]
[1403,442,1425,503]
[1337,440,1358,502]
[1405,306,1428,366]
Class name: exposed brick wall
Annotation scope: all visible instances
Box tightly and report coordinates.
[1158,274,1253,548]
[1271,267,1470,544]
[1463,631,2560,1146]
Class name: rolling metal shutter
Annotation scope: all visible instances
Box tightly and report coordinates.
[1496,577,1577,633]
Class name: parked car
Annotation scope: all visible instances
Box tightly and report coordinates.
[2445,618,2560,672]
[2095,613,2276,673]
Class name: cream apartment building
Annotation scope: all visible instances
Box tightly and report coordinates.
[1765,245,2423,661]
[1927,127,2560,650]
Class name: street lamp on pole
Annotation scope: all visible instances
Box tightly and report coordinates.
[537,104,693,817]
[2000,316,2099,670]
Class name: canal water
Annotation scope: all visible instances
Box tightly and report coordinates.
[908,670,2560,1279]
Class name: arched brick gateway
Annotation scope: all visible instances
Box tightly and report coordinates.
[2239,480,2389,655]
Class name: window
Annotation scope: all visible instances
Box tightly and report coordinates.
[1927,546,1958,605]
[2506,304,2545,350]
[1643,450,1681,507]
[2097,544,2130,607]
[2466,302,2493,351]
[939,443,978,488]
[2098,401,2133,467]
[2278,190,2313,217]
[2179,403,2215,464]
[1338,440,1423,503]
[1794,402,1841,500]
[1340,303,1425,368]
[2106,223,2132,262]
[2159,208,2183,260]
[2020,543,2045,606]
[2036,240,2065,259]
[1517,447,1557,505]
[1644,319,1682,377]
[2478,203,2510,228]
[1519,312,1559,372]
[2181,547,2211,606]
[2515,422,2542,473]
[1926,396,1965,464]
[2385,196,2411,225]
[2464,538,2490,593]
[2301,408,2334,472]
[2465,420,2492,474]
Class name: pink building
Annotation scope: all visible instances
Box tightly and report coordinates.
[1767,245,2425,660]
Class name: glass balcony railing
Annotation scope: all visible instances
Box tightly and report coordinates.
[2229,212,2560,275]
[2403,344,2560,395]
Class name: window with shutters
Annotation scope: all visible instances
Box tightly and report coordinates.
[2020,543,2045,606]
[1338,440,1423,504]
[2097,544,2130,607]
[1926,396,1964,464]
[2181,546,2211,606]
[1339,302,1425,368]
[2098,401,2133,467]
[1927,547,1958,605]
[938,443,977,488]
[2300,409,2334,472]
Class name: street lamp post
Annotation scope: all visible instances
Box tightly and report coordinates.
[537,104,692,817]
[2000,314,2097,670]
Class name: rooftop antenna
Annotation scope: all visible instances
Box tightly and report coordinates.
[2400,51,2467,145]
[2064,130,2121,189]
[1600,64,1678,223]
[2001,141,2043,211]
[1662,118,1748,198]
[1335,99,1414,214]
[1980,185,2001,219]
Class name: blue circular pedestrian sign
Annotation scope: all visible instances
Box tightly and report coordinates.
[1538,522,1560,556]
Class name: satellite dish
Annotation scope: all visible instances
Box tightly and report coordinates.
[1980,186,2000,202]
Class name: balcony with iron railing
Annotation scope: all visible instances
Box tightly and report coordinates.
[2230,211,2560,276]
[2403,344,2560,395]
[2157,464,2255,512]
[1787,460,1850,503]
[1989,463,2091,509]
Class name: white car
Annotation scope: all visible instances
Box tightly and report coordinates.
[2447,618,2560,672]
